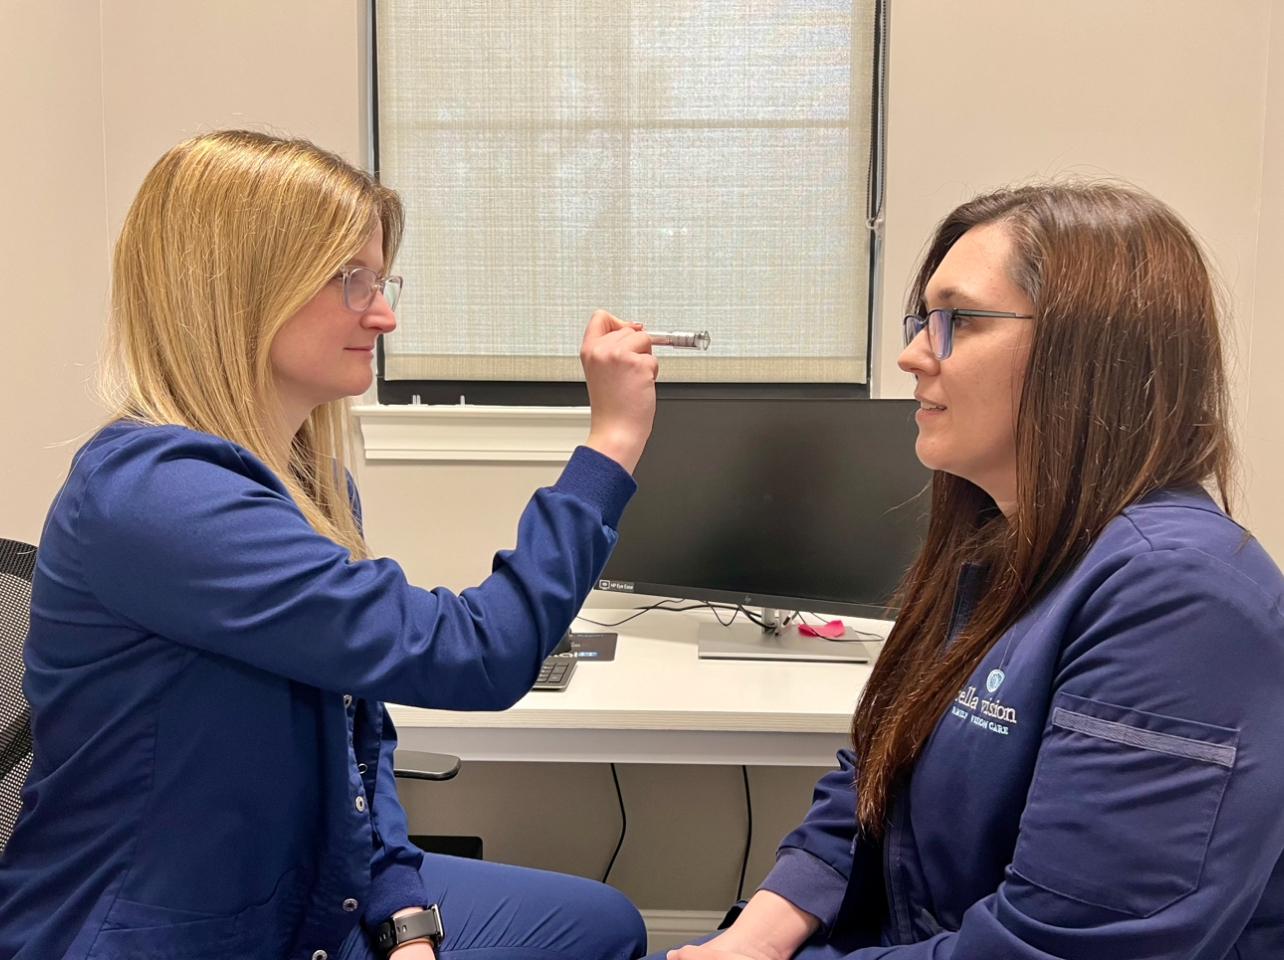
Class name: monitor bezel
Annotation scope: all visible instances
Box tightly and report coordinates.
[595,577,900,621]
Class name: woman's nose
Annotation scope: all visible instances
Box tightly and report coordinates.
[363,293,397,333]
[898,327,938,377]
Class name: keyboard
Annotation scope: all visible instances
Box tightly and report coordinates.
[533,654,577,692]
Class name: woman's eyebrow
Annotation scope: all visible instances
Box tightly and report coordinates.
[925,285,982,308]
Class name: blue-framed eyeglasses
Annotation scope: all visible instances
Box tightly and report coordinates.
[902,308,1033,360]
[334,265,403,312]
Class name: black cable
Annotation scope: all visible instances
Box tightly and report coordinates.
[737,765,753,901]
[578,599,887,642]
[575,599,705,628]
[576,599,743,629]
[709,602,739,627]
[602,762,627,884]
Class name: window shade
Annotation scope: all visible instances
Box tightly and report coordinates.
[375,0,875,384]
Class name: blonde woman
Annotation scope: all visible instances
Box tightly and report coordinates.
[0,131,652,960]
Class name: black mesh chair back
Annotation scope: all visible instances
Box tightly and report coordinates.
[0,538,36,854]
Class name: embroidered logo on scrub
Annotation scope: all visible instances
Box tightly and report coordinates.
[951,671,1019,736]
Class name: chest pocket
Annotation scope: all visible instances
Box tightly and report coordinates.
[1011,693,1237,918]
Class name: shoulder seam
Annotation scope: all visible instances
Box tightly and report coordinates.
[1118,512,1156,552]
[1119,545,1284,628]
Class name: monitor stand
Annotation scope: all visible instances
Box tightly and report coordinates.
[696,608,877,663]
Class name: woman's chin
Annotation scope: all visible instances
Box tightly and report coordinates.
[336,373,374,400]
[914,439,947,474]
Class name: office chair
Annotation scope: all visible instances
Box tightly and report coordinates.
[0,538,36,855]
[0,537,469,860]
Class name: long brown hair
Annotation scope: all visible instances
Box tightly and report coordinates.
[851,182,1234,833]
[103,130,403,559]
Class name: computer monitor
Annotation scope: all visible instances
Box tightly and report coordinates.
[597,397,931,661]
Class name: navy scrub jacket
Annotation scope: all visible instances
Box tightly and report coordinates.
[0,420,636,960]
[760,489,1284,959]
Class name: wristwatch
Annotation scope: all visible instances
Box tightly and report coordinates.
[373,904,445,956]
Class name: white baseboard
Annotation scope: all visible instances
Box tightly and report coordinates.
[640,909,724,954]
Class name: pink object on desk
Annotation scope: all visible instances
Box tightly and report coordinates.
[798,620,846,639]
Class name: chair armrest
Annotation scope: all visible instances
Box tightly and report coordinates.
[393,749,461,782]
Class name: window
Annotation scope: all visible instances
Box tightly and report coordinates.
[373,0,884,404]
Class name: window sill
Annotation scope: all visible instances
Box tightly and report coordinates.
[353,403,589,463]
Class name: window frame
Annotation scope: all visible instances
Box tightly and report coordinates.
[368,0,888,407]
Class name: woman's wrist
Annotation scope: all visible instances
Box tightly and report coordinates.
[388,941,434,959]
[585,429,644,475]
[388,941,435,959]
[721,890,821,960]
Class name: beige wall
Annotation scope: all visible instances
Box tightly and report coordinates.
[1246,5,1284,553]
[98,0,368,239]
[1,3,109,545]
[6,0,1284,914]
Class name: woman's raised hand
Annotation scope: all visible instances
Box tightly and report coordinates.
[580,309,658,474]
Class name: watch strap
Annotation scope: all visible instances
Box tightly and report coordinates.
[373,904,445,956]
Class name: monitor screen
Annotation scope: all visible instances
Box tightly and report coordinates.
[598,397,931,619]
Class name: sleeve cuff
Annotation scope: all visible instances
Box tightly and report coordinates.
[757,847,849,931]
[363,862,428,929]
[553,446,638,529]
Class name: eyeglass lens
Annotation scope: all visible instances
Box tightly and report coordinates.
[344,269,402,311]
[902,310,952,359]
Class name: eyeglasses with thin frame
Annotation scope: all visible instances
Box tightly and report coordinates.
[334,264,404,312]
[902,307,1033,360]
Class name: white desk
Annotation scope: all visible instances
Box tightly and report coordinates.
[388,607,887,767]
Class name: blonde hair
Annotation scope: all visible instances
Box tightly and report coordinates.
[102,130,404,560]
